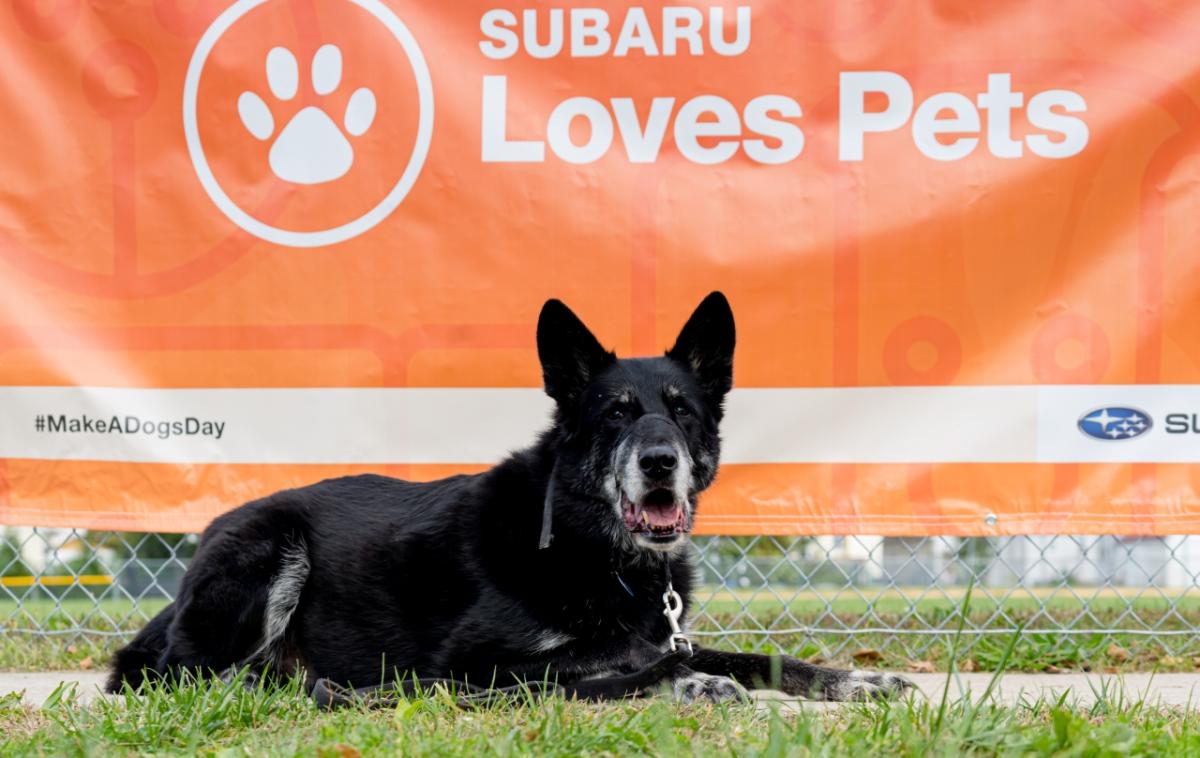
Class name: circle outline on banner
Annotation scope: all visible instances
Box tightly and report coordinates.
[183,0,434,248]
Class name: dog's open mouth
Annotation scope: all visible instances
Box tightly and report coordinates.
[622,488,686,538]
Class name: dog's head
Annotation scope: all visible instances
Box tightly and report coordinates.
[537,292,735,555]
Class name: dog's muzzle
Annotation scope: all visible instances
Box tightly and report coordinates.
[617,415,691,543]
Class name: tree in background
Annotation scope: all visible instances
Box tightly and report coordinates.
[102,532,198,562]
[0,528,32,577]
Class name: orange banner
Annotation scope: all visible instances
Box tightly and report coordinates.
[2,1,1200,535]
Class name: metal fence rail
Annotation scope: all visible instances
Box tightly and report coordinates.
[4,527,1199,664]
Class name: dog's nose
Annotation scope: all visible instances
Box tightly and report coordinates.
[639,446,677,479]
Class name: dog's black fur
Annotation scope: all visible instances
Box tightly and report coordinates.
[108,292,911,702]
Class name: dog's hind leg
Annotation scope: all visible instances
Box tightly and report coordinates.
[157,529,308,684]
[106,602,176,692]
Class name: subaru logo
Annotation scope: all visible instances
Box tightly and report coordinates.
[1078,407,1153,441]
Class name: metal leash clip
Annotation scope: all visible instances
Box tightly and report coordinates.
[662,583,693,656]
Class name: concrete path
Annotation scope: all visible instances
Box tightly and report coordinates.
[761,672,1200,712]
[3,671,109,706]
[4,670,1200,710]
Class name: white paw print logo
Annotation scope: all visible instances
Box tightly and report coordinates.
[237,45,377,185]
[185,0,433,247]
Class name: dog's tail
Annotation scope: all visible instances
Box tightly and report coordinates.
[106,602,175,693]
[244,537,311,671]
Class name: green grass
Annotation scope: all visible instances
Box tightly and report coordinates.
[5,586,1200,756]
[4,673,1200,756]
[0,598,168,671]
[6,589,1200,674]
[695,588,1200,674]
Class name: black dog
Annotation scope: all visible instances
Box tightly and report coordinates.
[108,292,911,702]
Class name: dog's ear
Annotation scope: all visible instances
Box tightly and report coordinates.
[667,291,736,403]
[537,299,614,406]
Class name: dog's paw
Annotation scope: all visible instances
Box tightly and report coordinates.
[672,672,750,704]
[831,670,914,701]
[217,667,260,689]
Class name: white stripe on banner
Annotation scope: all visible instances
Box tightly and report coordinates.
[1,386,1199,464]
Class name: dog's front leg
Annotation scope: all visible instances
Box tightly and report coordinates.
[560,655,748,704]
[540,633,734,705]
[560,649,691,701]
[685,647,913,701]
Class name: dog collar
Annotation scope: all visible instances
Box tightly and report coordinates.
[537,460,559,549]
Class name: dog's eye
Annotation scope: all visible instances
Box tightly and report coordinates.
[672,401,690,417]
[606,408,625,421]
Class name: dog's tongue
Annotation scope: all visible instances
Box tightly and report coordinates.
[643,501,680,527]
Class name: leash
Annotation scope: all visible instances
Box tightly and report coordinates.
[612,562,693,655]
[310,649,695,710]
[537,460,558,549]
[661,562,693,655]
[310,676,565,710]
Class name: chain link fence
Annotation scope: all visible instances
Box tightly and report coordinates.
[4,527,1200,667]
